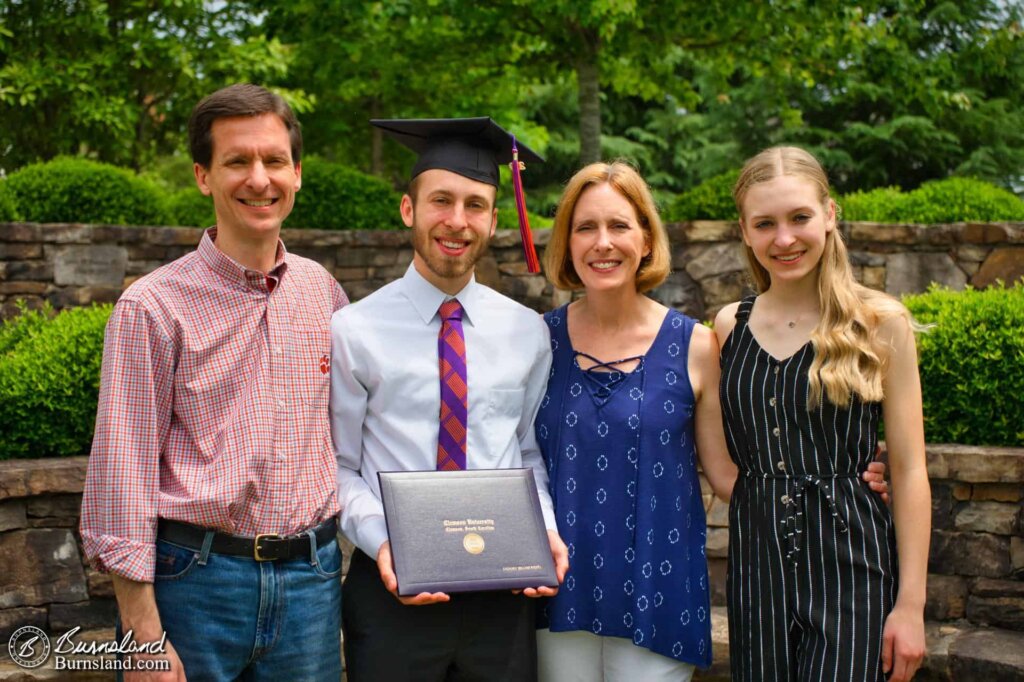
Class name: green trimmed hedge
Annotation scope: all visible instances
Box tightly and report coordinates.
[900,178,1024,222]
[0,156,408,230]
[843,177,1024,223]
[0,302,51,355]
[0,182,19,221]
[286,157,401,230]
[838,187,905,222]
[905,282,1024,446]
[0,303,112,459]
[665,172,1024,224]
[165,187,216,228]
[665,170,739,221]
[3,157,169,225]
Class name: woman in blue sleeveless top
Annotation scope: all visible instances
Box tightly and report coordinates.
[533,163,737,681]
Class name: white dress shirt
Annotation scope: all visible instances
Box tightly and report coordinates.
[330,263,556,558]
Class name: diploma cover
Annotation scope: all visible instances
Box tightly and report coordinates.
[378,468,558,596]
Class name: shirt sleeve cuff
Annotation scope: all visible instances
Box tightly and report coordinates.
[540,502,558,533]
[353,517,390,560]
[81,533,157,583]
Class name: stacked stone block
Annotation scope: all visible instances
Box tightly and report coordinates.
[697,444,1024,681]
[0,458,115,648]
[2,221,1023,320]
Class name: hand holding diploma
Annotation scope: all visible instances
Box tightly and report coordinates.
[376,540,451,606]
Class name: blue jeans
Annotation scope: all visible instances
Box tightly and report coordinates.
[151,531,342,681]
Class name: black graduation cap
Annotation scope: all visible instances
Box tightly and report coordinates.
[371,117,545,272]
[370,117,544,187]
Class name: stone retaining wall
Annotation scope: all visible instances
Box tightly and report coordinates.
[1,222,1023,677]
[2,221,1023,321]
[1,447,1021,679]
[0,459,115,647]
[702,444,1024,622]
[698,444,1024,680]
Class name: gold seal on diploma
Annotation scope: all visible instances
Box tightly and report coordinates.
[463,532,485,555]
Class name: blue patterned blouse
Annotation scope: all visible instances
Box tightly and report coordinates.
[535,305,711,667]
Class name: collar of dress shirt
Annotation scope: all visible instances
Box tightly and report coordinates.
[197,227,289,288]
[400,263,480,327]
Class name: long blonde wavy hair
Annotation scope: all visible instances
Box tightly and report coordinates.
[733,146,913,408]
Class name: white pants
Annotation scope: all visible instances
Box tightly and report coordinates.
[537,628,696,682]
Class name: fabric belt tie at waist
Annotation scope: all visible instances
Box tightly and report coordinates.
[742,470,859,568]
[157,517,337,562]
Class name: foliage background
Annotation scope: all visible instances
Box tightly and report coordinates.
[904,283,1024,446]
[2,0,1023,210]
[0,303,112,459]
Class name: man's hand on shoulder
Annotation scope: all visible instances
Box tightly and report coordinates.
[375,541,450,606]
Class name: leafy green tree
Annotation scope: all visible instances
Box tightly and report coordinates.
[0,0,302,172]
[572,1,1024,197]
[4,0,1021,205]
[248,0,791,177]
[705,0,1024,192]
[477,0,760,166]
[249,0,537,184]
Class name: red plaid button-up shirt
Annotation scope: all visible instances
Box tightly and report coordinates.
[80,229,348,582]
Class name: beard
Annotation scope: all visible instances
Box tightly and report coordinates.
[410,216,492,283]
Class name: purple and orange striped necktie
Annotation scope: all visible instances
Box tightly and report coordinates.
[437,299,467,470]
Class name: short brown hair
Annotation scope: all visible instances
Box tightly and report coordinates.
[188,84,302,168]
[545,162,670,293]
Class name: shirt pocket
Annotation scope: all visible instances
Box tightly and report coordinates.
[479,387,526,465]
[289,329,331,407]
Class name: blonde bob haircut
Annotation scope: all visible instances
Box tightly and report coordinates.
[545,162,671,294]
[733,146,915,409]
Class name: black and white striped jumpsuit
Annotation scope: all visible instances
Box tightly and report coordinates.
[719,296,897,682]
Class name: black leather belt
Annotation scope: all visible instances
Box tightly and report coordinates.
[157,517,337,562]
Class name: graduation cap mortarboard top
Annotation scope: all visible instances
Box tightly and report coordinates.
[371,117,544,273]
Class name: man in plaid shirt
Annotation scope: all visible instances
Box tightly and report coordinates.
[80,84,348,681]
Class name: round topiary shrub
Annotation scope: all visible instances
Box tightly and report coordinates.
[841,178,1024,223]
[903,282,1024,446]
[665,170,740,221]
[0,302,52,356]
[840,187,906,222]
[898,177,1024,223]
[0,180,20,221]
[4,157,169,225]
[165,187,216,228]
[287,158,401,230]
[0,303,113,459]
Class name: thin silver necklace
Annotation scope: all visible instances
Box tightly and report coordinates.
[785,310,817,329]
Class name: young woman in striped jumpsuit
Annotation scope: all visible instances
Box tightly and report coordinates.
[712,147,930,682]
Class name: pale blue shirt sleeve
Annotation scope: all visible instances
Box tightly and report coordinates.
[330,308,389,558]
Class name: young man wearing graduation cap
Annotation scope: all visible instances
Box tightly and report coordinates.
[329,118,568,681]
